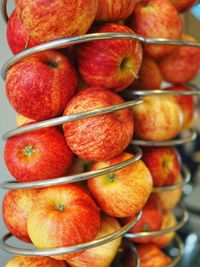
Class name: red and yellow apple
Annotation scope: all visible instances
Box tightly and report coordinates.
[15,0,98,43]
[16,113,35,127]
[129,0,183,58]
[63,87,134,161]
[4,127,73,182]
[27,184,100,260]
[87,152,153,217]
[6,50,78,121]
[67,215,122,267]
[132,95,184,141]
[170,0,196,12]
[77,24,143,92]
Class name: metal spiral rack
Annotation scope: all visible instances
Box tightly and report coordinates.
[1,1,200,266]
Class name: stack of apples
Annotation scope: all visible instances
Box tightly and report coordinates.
[2,0,199,266]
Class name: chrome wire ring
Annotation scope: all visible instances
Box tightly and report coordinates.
[2,98,143,140]
[124,204,189,239]
[0,211,142,256]
[1,0,8,23]
[131,129,197,147]
[0,146,142,190]
[124,240,140,267]
[153,164,191,193]
[123,89,200,97]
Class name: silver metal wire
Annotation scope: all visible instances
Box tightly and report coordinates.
[124,89,200,97]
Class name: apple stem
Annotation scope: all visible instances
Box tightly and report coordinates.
[108,174,116,182]
[23,146,35,157]
[24,35,31,50]
[56,204,65,212]
[129,68,138,79]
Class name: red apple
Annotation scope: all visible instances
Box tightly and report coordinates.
[132,95,184,141]
[16,113,35,126]
[6,50,78,121]
[15,0,98,43]
[96,0,137,22]
[27,184,100,260]
[129,0,183,58]
[77,24,143,92]
[67,215,122,267]
[7,10,38,55]
[63,87,134,161]
[142,146,181,187]
[87,152,153,217]
[167,85,195,130]
[159,35,200,84]
[131,56,163,90]
[4,256,67,267]
[4,127,73,182]
[170,0,196,12]
[122,194,163,243]
[3,188,40,242]
[125,243,171,267]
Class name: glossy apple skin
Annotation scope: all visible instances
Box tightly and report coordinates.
[87,152,153,217]
[3,189,40,242]
[67,215,122,267]
[15,0,98,43]
[4,127,73,182]
[77,24,143,92]
[96,0,137,21]
[6,50,78,121]
[131,57,163,90]
[4,256,67,267]
[142,147,181,187]
[63,87,134,161]
[170,0,196,12]
[167,85,195,130]
[122,194,163,243]
[159,35,200,84]
[27,184,100,261]
[132,95,184,141]
[130,0,183,58]
[7,10,38,54]
[16,113,34,126]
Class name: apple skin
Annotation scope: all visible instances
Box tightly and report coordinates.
[122,194,163,243]
[15,0,98,43]
[63,87,134,161]
[76,24,143,92]
[131,56,163,90]
[132,95,184,141]
[142,146,181,187]
[87,152,153,217]
[170,0,196,12]
[4,127,73,182]
[159,35,200,84]
[27,184,100,261]
[67,215,122,267]
[96,0,137,22]
[3,188,40,243]
[4,256,67,267]
[7,10,38,55]
[129,0,183,58]
[16,113,35,126]
[167,85,195,130]
[6,50,78,121]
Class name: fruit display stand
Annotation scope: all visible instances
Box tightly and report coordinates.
[1,1,200,266]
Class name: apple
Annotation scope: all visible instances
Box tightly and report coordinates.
[170,0,196,12]
[7,10,38,55]
[95,0,137,22]
[27,184,100,260]
[4,256,67,267]
[4,127,73,182]
[132,95,184,141]
[16,113,35,126]
[67,215,122,267]
[122,194,163,243]
[76,24,143,92]
[151,210,177,248]
[159,34,200,84]
[125,243,171,267]
[15,0,98,43]
[63,87,134,161]
[167,85,195,130]
[142,146,181,187]
[131,56,163,90]
[87,152,153,217]
[3,188,40,242]
[129,0,183,58]
[6,50,78,121]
